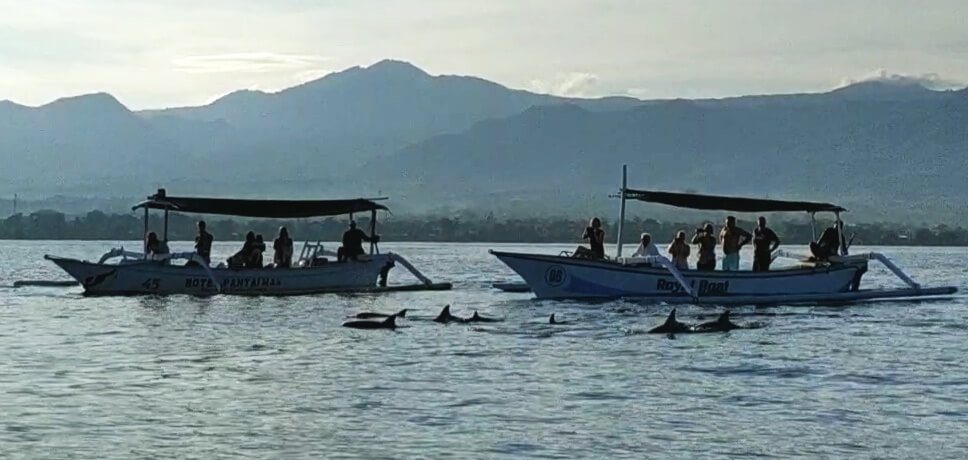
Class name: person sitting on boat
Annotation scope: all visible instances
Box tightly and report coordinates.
[247,234,266,268]
[273,226,294,268]
[692,223,717,271]
[145,231,170,261]
[719,216,751,271]
[631,232,660,258]
[194,220,214,265]
[573,217,606,259]
[752,216,781,272]
[227,231,256,269]
[667,231,691,269]
[338,221,377,262]
[810,224,841,261]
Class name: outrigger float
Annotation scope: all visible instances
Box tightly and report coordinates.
[46,190,450,296]
[491,166,958,305]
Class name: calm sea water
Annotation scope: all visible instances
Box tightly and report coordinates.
[0,240,966,459]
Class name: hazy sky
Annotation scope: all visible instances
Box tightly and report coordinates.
[2,0,966,109]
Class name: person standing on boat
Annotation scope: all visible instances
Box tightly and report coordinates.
[692,223,717,271]
[667,231,691,269]
[338,221,377,262]
[574,217,606,259]
[632,232,660,258]
[752,216,781,272]
[719,216,751,271]
[194,220,214,265]
[273,226,294,268]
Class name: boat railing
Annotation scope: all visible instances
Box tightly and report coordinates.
[774,249,920,290]
[97,247,223,292]
[620,255,697,299]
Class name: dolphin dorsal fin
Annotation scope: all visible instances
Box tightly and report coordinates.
[549,313,556,324]
[718,310,731,323]
[397,309,408,318]
[383,315,396,326]
[472,311,481,320]
[665,308,678,325]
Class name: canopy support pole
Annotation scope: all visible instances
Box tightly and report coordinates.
[810,212,817,241]
[163,206,169,242]
[370,209,377,255]
[835,211,847,256]
[142,206,149,258]
[615,165,628,258]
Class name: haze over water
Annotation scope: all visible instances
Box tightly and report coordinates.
[1,241,966,458]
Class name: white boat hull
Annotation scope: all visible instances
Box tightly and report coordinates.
[46,254,394,296]
[491,251,866,300]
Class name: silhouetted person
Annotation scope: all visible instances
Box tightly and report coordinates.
[752,216,781,272]
[811,225,841,261]
[145,231,169,259]
[720,216,751,271]
[692,223,717,271]
[248,234,266,268]
[632,232,659,257]
[194,220,213,265]
[338,221,376,262]
[273,226,294,268]
[228,231,256,269]
[667,230,691,269]
[574,217,605,259]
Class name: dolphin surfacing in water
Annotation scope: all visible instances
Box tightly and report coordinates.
[648,309,693,334]
[464,311,501,323]
[353,309,408,319]
[549,313,573,325]
[434,305,461,323]
[693,310,742,332]
[342,315,397,330]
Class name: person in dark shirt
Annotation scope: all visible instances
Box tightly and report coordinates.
[227,231,255,269]
[752,216,781,272]
[810,225,841,261]
[273,226,294,268]
[573,217,606,259]
[194,220,214,265]
[338,221,377,262]
[248,234,266,268]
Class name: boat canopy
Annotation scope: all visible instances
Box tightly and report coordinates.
[132,190,388,218]
[624,189,845,213]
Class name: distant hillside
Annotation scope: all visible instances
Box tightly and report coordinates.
[360,85,968,223]
[1,60,966,224]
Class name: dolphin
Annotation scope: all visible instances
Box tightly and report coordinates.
[352,309,408,319]
[549,313,573,325]
[433,305,462,324]
[648,309,693,334]
[693,310,743,332]
[464,311,501,323]
[342,315,397,330]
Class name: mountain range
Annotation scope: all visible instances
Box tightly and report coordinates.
[2,59,966,223]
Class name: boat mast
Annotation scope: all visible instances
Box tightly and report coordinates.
[615,164,628,258]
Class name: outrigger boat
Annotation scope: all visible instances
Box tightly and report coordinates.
[45,189,450,296]
[491,166,958,305]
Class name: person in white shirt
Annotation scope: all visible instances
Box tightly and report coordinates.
[632,232,660,258]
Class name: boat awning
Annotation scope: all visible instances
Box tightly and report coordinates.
[624,189,845,213]
[132,191,388,218]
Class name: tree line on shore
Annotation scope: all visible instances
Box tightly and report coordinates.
[1,210,967,246]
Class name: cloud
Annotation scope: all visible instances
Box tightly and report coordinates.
[838,69,966,90]
[172,52,331,74]
[530,72,600,97]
